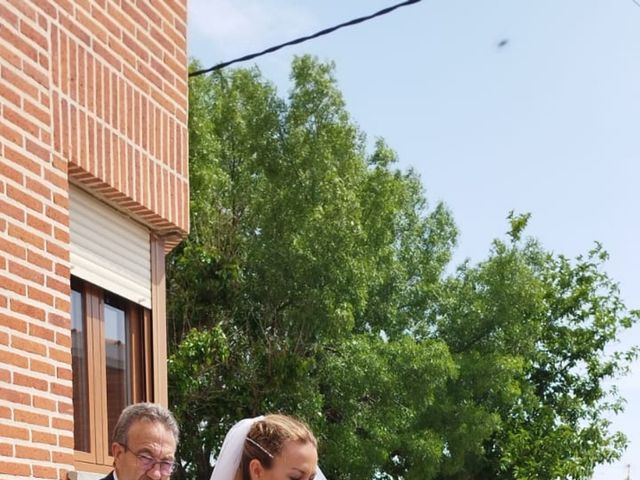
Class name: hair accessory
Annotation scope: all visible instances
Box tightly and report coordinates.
[210,416,263,480]
[246,437,274,459]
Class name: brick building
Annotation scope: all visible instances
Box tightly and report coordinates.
[0,1,189,478]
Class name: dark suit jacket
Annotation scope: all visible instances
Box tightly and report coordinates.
[99,472,115,480]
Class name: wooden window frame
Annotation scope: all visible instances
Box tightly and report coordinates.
[72,236,167,474]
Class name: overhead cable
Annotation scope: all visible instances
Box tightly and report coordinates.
[189,0,422,77]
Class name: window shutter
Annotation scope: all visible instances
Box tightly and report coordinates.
[69,186,152,308]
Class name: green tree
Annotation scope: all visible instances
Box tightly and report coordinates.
[168,58,637,480]
[431,218,638,479]
[169,56,457,479]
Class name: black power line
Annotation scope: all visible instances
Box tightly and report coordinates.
[189,0,422,77]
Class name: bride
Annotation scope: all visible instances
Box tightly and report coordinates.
[209,414,327,480]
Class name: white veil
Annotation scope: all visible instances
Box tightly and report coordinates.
[209,416,327,480]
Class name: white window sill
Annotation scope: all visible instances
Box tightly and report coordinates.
[67,472,108,480]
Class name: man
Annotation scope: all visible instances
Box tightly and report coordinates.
[100,402,180,480]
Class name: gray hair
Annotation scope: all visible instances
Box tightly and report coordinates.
[112,402,180,445]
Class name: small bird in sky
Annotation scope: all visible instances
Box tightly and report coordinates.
[497,39,509,48]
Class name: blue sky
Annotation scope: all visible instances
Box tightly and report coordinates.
[187,1,640,477]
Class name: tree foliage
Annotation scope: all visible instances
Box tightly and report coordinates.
[432,230,637,479]
[167,57,637,480]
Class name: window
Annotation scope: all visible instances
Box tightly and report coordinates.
[69,187,169,472]
[71,277,152,468]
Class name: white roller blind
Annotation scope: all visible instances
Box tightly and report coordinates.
[69,186,151,308]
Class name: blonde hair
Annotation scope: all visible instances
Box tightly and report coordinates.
[239,414,317,479]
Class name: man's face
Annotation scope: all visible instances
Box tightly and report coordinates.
[112,419,177,480]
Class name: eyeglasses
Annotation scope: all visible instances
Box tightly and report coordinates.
[120,443,177,476]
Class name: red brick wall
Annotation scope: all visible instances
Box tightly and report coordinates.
[0,1,188,479]
[55,0,189,240]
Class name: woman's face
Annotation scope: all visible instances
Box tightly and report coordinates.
[252,440,318,480]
